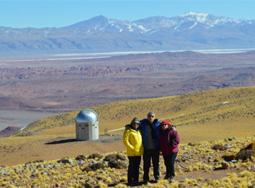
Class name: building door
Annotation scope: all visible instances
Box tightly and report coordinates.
[79,123,89,140]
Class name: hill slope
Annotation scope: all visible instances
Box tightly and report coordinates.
[0,86,255,165]
[18,86,255,136]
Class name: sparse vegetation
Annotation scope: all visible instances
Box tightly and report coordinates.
[1,136,254,187]
[16,86,255,136]
[0,87,254,186]
[0,86,255,166]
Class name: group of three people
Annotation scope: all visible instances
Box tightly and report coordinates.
[123,112,180,186]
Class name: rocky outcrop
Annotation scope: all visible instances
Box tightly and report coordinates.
[223,142,255,162]
[236,142,255,161]
[212,144,231,151]
[0,126,20,137]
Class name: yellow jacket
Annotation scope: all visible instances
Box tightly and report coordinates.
[123,125,143,156]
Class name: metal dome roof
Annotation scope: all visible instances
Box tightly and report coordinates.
[75,109,98,124]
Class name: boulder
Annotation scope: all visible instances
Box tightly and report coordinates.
[57,157,75,165]
[236,142,255,161]
[103,153,127,169]
[25,160,44,165]
[87,153,103,160]
[236,149,254,161]
[212,144,229,151]
[223,142,255,162]
[104,153,126,162]
[222,155,235,162]
[75,155,86,161]
[244,142,255,150]
[107,160,127,169]
[188,142,196,146]
[82,162,105,171]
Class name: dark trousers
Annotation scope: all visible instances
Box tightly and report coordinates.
[163,152,177,178]
[128,156,141,185]
[143,149,160,181]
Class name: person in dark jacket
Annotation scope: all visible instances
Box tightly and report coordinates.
[159,120,180,182]
[139,112,161,184]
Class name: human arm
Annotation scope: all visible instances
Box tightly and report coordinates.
[168,129,180,147]
[123,130,135,151]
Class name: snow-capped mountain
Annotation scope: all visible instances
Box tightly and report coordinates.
[1,12,255,55]
[134,12,248,31]
[66,12,251,33]
[66,15,149,33]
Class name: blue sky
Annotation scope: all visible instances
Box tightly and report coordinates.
[1,0,255,28]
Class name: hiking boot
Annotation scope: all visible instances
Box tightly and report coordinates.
[168,176,174,183]
[164,175,170,180]
[154,178,159,183]
[143,179,149,185]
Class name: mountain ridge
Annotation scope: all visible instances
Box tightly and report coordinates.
[1,12,255,55]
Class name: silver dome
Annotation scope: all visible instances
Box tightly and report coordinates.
[75,109,98,124]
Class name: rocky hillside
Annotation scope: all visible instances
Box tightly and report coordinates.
[1,136,254,187]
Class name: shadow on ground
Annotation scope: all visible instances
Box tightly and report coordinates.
[45,138,78,145]
[45,135,122,145]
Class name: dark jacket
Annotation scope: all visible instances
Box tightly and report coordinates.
[139,119,161,150]
[159,127,180,155]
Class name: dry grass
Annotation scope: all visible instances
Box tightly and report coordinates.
[17,86,255,135]
[1,135,254,187]
[0,86,254,165]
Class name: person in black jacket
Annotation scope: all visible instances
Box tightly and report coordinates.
[139,112,161,184]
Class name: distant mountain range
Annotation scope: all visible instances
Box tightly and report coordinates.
[1,12,255,55]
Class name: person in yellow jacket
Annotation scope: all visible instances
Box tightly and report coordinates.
[123,117,143,186]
